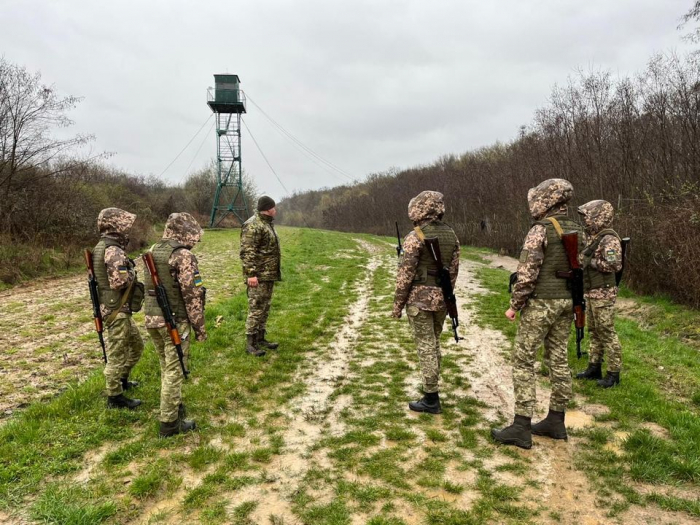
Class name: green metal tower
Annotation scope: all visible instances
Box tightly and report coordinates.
[207,74,250,227]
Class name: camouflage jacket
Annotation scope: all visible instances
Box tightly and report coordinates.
[393,225,460,313]
[584,234,622,301]
[510,224,548,311]
[240,212,281,281]
[144,248,207,339]
[101,242,136,318]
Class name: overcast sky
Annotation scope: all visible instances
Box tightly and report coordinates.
[1,0,696,199]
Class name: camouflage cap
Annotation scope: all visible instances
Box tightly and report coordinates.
[408,191,445,223]
[578,200,614,234]
[527,178,573,219]
[97,208,136,236]
[163,212,203,248]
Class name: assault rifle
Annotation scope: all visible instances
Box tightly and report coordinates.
[395,222,403,258]
[424,237,463,343]
[142,252,189,379]
[616,237,631,286]
[84,249,107,363]
[555,232,586,358]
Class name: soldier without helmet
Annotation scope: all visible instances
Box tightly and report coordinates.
[144,213,207,437]
[392,191,460,414]
[575,200,624,388]
[240,196,282,357]
[492,179,584,449]
[91,208,145,410]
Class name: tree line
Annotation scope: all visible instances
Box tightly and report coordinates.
[278,52,700,308]
[0,57,256,285]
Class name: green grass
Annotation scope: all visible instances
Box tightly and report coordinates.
[470,263,700,517]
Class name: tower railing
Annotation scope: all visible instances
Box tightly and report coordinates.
[207,88,247,110]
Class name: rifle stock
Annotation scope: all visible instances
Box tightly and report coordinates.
[84,249,107,363]
[616,237,631,286]
[395,222,403,258]
[143,252,189,379]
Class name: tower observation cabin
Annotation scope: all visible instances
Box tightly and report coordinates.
[207,74,249,227]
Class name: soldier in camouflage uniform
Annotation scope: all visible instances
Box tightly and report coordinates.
[144,213,207,437]
[575,200,623,388]
[92,208,145,410]
[240,196,281,357]
[492,179,583,448]
[392,191,460,414]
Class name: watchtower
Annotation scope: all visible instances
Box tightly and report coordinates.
[207,74,249,227]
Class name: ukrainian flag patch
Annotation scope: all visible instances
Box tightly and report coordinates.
[194,271,203,287]
[118,266,128,274]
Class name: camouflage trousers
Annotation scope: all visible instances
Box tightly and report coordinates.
[148,321,190,423]
[513,299,573,418]
[104,313,144,396]
[246,281,275,335]
[407,305,447,394]
[587,296,622,372]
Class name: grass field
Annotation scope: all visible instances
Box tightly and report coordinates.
[0,227,698,524]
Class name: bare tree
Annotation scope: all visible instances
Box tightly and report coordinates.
[679,1,700,43]
[0,57,93,227]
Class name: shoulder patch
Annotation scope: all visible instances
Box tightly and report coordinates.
[118,266,128,274]
[605,249,617,262]
[194,271,203,287]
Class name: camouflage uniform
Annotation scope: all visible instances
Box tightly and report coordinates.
[93,208,144,399]
[145,213,206,429]
[578,200,623,379]
[240,211,281,336]
[492,179,581,448]
[392,191,460,411]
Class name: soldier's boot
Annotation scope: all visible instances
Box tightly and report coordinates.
[121,377,140,390]
[491,415,532,449]
[258,330,279,350]
[531,410,568,440]
[107,393,142,410]
[408,392,441,414]
[159,417,196,438]
[245,333,266,357]
[576,362,602,380]
[597,371,620,388]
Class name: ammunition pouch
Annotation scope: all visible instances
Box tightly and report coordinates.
[129,280,145,312]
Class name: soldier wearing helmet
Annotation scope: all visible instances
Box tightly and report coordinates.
[392,191,460,414]
[491,179,583,449]
[92,208,145,410]
[144,212,207,437]
[575,200,623,388]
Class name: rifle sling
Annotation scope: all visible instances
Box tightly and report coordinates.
[105,278,135,326]
[545,217,564,239]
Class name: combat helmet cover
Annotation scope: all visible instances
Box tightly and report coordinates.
[97,207,136,237]
[578,200,614,235]
[163,212,203,248]
[527,178,573,219]
[408,191,445,223]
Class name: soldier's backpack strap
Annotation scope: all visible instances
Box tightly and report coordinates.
[544,217,564,239]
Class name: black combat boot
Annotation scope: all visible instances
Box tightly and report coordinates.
[491,415,532,449]
[159,417,196,438]
[121,377,139,390]
[576,362,602,380]
[258,330,279,350]
[597,371,620,388]
[107,393,141,410]
[531,410,567,440]
[408,392,441,414]
[245,333,265,357]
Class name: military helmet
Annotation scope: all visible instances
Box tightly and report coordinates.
[527,178,573,219]
[163,212,203,248]
[578,200,614,234]
[97,207,136,236]
[408,191,445,223]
